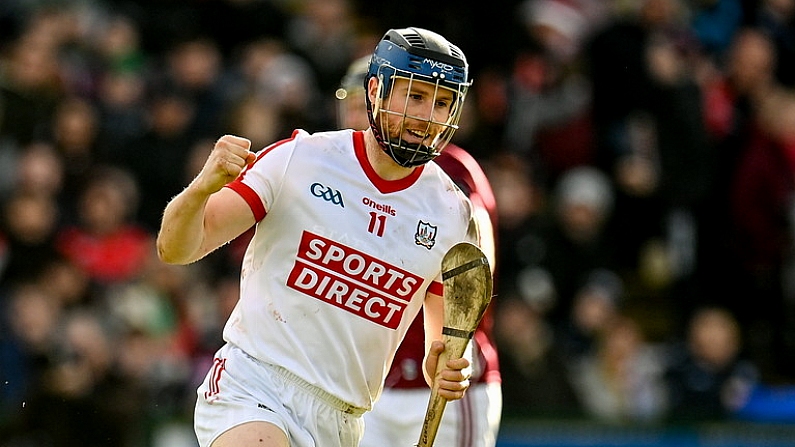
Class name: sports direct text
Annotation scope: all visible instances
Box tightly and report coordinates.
[287,231,423,329]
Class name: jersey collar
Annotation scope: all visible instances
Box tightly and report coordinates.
[354,131,424,194]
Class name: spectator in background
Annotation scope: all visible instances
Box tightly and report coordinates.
[158,37,229,140]
[495,269,583,419]
[453,67,510,161]
[285,0,358,106]
[0,141,64,292]
[569,315,668,424]
[27,310,132,447]
[537,166,617,327]
[484,152,549,303]
[508,0,610,187]
[224,37,323,139]
[95,66,149,159]
[105,248,205,438]
[639,21,715,323]
[728,89,795,381]
[13,141,64,200]
[699,27,779,179]
[221,97,281,156]
[697,28,781,317]
[502,38,593,187]
[55,166,151,287]
[557,269,624,365]
[50,96,101,226]
[0,13,64,144]
[586,0,710,283]
[93,14,149,162]
[585,0,719,336]
[36,255,91,311]
[120,88,197,231]
[690,0,745,57]
[115,36,232,230]
[0,283,64,444]
[0,192,60,289]
[753,0,795,87]
[2,292,150,447]
[663,307,757,422]
[519,0,610,66]
[94,13,148,76]
[254,38,325,134]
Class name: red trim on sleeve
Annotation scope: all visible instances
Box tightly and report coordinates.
[222,132,301,222]
[428,280,443,296]
[353,131,424,194]
[225,182,266,221]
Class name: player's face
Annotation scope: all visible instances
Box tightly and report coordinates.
[379,77,456,146]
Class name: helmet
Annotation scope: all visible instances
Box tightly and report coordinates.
[365,27,471,167]
[335,55,371,129]
[336,55,370,100]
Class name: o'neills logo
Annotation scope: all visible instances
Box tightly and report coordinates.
[287,231,422,329]
[362,197,396,216]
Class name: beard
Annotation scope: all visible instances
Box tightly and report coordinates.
[378,113,438,148]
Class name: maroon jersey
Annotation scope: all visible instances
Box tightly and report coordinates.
[384,143,500,388]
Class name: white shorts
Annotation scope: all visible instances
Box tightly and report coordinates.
[359,381,502,447]
[194,343,365,447]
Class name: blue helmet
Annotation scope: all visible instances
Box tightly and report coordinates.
[365,27,471,167]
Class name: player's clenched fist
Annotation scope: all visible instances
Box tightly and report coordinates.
[194,135,256,195]
[425,340,471,401]
[157,134,257,265]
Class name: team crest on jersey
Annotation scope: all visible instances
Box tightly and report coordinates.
[414,221,437,249]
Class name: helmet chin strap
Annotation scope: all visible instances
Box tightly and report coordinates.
[365,95,387,152]
[365,94,413,167]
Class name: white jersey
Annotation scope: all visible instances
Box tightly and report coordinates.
[223,129,473,410]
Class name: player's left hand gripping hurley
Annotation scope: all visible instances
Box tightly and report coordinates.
[415,241,493,447]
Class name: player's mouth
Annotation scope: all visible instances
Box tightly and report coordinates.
[404,128,431,143]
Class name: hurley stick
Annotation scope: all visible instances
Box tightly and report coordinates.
[415,241,493,447]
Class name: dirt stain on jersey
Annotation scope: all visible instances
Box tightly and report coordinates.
[267,302,286,323]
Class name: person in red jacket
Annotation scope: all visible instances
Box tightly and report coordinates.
[336,56,502,447]
[56,165,151,285]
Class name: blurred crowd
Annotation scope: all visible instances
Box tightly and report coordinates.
[1,0,795,445]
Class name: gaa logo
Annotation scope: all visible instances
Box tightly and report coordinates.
[310,182,345,208]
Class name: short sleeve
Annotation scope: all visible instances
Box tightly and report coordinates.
[224,132,303,221]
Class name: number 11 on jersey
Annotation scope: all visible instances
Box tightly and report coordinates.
[368,212,387,237]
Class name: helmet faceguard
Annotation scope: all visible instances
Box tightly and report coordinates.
[365,28,471,167]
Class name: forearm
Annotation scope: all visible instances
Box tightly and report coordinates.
[423,348,433,387]
[423,292,445,387]
[157,135,256,265]
[157,182,211,265]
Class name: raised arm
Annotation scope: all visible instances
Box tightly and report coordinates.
[157,135,257,265]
